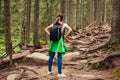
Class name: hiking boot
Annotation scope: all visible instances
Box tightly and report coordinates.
[58,73,66,77]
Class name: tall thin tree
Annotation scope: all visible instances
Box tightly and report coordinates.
[68,0,74,29]
[89,0,95,23]
[111,0,120,41]
[4,0,13,65]
[94,0,103,22]
[44,0,49,44]
[76,0,79,30]
[80,0,84,28]
[33,0,40,48]
[20,1,26,48]
[60,0,65,20]
[26,0,31,44]
[0,0,2,26]
[102,0,107,22]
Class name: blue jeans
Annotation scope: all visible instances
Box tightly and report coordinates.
[48,52,62,74]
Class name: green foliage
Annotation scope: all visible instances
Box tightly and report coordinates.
[0,26,20,57]
[91,62,100,69]
[112,67,120,79]
[108,40,120,52]
[0,33,20,56]
[109,40,120,45]
[11,35,20,51]
[0,26,5,55]
[40,39,50,44]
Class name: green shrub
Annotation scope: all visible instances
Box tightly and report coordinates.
[112,67,120,79]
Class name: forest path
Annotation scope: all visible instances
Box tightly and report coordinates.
[2,61,114,80]
[0,51,115,80]
[26,65,114,80]
[25,52,114,80]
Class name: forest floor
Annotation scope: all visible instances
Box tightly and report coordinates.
[0,63,116,80]
[0,22,120,80]
[0,50,117,80]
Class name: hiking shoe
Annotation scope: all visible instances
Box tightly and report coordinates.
[47,71,52,74]
[58,73,66,77]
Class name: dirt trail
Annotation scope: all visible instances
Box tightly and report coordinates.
[31,65,114,80]
[0,56,115,80]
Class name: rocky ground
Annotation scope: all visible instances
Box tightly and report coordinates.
[0,50,118,80]
[0,54,115,80]
[0,22,119,80]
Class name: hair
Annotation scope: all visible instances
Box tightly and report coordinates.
[56,13,63,21]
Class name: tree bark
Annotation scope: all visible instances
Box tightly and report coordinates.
[33,0,41,48]
[49,0,53,23]
[111,0,120,41]
[68,0,74,29]
[60,0,65,21]
[94,0,103,22]
[102,0,107,22]
[89,0,95,23]
[80,0,84,28]
[76,0,80,30]
[26,0,31,44]
[20,1,26,47]
[0,0,1,26]
[4,0,13,66]
[44,0,49,44]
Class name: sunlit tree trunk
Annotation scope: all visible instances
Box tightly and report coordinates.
[80,0,84,28]
[33,0,41,48]
[66,0,69,23]
[111,0,120,41]
[4,0,13,66]
[102,0,107,22]
[76,0,80,30]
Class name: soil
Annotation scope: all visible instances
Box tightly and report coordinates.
[0,55,117,80]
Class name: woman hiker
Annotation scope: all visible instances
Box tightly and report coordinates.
[44,13,72,77]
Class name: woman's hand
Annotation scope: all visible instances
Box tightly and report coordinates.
[64,26,72,39]
[44,26,51,36]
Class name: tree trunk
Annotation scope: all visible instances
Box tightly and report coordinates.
[65,0,68,23]
[49,0,53,23]
[60,0,65,21]
[111,0,120,41]
[20,1,26,48]
[26,0,31,44]
[94,0,103,22]
[68,0,74,29]
[66,0,69,23]
[76,0,80,30]
[0,0,1,26]
[80,0,84,28]
[44,0,49,44]
[89,0,95,23]
[33,0,41,48]
[4,0,13,66]
[102,0,107,22]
